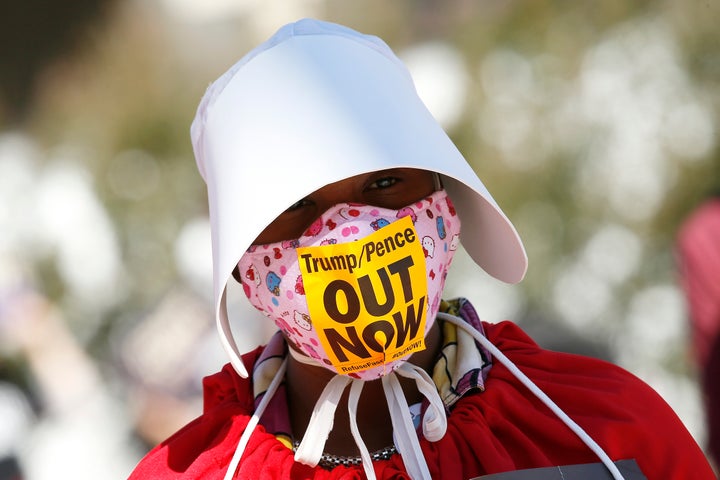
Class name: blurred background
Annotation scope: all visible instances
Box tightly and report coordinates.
[1,0,718,478]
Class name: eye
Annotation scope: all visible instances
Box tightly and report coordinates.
[365,176,399,191]
[284,197,313,212]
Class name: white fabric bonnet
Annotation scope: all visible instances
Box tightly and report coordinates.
[190,18,528,378]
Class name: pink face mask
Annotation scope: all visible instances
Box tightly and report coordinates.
[237,189,461,380]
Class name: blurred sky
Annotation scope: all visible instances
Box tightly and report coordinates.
[0,0,719,478]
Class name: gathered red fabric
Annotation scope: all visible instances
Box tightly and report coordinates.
[128,321,715,479]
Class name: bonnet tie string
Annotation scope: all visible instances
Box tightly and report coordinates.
[437,312,627,480]
[288,346,445,480]
[392,362,446,442]
[347,380,374,479]
[224,357,287,480]
[381,367,434,480]
[293,373,353,465]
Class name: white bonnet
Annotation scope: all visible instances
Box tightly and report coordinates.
[190,18,527,377]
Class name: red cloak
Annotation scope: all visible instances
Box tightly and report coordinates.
[128,321,715,479]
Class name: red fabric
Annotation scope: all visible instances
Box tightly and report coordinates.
[129,321,715,479]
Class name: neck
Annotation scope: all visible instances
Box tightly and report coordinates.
[285,320,442,456]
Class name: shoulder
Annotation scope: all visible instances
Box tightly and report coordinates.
[128,347,271,479]
[481,320,675,408]
[479,320,689,433]
[202,346,265,412]
[452,320,715,479]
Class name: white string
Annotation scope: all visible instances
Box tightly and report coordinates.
[217,291,249,378]
[437,312,626,480]
[294,374,352,466]
[348,380,375,480]
[226,317,622,479]
[223,358,287,480]
[381,373,432,480]
[393,363,447,442]
[288,346,441,479]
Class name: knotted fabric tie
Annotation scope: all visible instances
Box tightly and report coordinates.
[288,347,447,480]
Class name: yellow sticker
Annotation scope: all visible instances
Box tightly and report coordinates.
[297,215,428,375]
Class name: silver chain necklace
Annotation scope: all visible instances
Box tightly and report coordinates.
[292,441,397,469]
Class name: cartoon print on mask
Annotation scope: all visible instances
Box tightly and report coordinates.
[450,233,460,251]
[294,310,312,330]
[301,343,322,360]
[397,206,417,223]
[341,225,360,237]
[266,271,282,295]
[275,317,295,341]
[294,274,305,295]
[339,207,362,220]
[282,239,300,249]
[430,291,442,322]
[238,189,461,381]
[370,218,391,231]
[445,196,457,216]
[244,264,261,287]
[422,236,435,258]
[436,216,447,239]
[304,217,324,237]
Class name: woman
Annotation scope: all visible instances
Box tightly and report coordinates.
[129,19,714,480]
